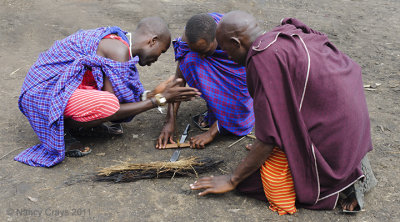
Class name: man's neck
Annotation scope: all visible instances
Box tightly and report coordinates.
[250,29,265,44]
[181,33,188,42]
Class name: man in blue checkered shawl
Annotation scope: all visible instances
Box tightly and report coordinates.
[156,13,254,149]
[16,17,200,167]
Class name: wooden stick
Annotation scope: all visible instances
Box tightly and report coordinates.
[246,134,256,139]
[9,67,21,76]
[164,142,191,149]
[228,136,245,148]
[0,147,23,160]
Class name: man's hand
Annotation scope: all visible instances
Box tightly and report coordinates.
[156,121,176,149]
[190,139,274,198]
[152,76,175,95]
[190,175,236,196]
[189,131,214,149]
[162,78,201,103]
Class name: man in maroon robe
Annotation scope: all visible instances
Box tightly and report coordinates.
[190,11,376,212]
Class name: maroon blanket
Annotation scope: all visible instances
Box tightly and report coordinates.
[246,18,372,209]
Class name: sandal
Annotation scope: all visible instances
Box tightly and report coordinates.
[340,185,361,213]
[69,123,123,138]
[65,147,92,157]
[64,133,91,157]
[192,111,209,131]
[340,155,377,213]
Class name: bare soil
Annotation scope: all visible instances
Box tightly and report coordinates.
[0,0,399,221]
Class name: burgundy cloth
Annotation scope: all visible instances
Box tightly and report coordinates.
[236,169,267,202]
[245,18,372,209]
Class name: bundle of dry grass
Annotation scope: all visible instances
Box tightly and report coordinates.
[95,157,223,183]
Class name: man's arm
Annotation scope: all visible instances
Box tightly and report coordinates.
[75,39,200,126]
[96,38,130,93]
[190,139,273,195]
[156,62,187,148]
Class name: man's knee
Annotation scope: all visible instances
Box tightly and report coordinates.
[65,90,120,122]
[94,93,120,119]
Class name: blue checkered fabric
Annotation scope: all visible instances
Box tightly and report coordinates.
[15,27,144,167]
[173,13,254,136]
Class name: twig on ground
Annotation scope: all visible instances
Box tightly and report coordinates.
[228,136,246,148]
[384,151,400,154]
[246,134,256,139]
[0,147,23,160]
[9,67,21,76]
[218,168,229,174]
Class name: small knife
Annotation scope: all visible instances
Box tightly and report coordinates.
[170,124,190,162]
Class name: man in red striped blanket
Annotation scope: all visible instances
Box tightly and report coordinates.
[16,17,200,167]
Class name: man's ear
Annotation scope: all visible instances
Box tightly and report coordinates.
[230,37,241,48]
[149,35,158,47]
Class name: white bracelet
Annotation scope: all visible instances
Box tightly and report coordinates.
[141,90,151,101]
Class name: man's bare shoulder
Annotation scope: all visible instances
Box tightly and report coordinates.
[97,38,130,62]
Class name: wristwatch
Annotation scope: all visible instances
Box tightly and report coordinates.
[154,93,167,106]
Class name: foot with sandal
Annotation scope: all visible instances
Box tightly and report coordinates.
[340,186,361,212]
[64,122,124,157]
[69,122,124,138]
[245,143,377,213]
[64,132,91,157]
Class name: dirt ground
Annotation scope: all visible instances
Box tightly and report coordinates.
[0,0,399,221]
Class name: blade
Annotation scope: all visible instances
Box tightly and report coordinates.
[169,149,180,162]
[170,124,190,162]
[179,134,187,144]
[183,124,191,135]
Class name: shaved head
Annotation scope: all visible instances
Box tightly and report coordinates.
[185,13,216,44]
[183,13,218,57]
[216,11,263,66]
[218,10,259,41]
[136,16,171,43]
[132,17,171,66]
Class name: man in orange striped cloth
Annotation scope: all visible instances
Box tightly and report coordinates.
[190,11,377,214]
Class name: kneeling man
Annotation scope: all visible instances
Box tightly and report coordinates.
[157,13,254,149]
[190,11,376,214]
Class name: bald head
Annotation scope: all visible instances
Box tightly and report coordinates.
[136,16,171,43]
[216,11,263,66]
[218,11,259,39]
[132,17,171,66]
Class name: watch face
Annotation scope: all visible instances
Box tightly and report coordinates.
[155,94,167,106]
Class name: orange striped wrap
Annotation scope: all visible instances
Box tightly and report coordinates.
[260,147,297,215]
